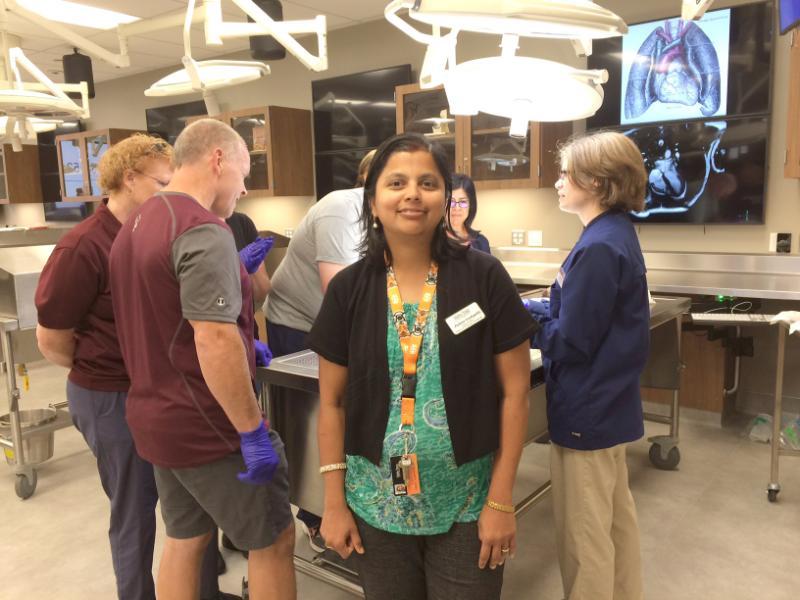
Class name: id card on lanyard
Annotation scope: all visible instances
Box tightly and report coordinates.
[386,261,438,496]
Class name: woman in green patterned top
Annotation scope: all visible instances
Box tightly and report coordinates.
[309,133,536,600]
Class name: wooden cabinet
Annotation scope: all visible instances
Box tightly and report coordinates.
[188,106,314,197]
[786,30,800,178]
[0,144,43,203]
[56,128,143,201]
[396,83,572,190]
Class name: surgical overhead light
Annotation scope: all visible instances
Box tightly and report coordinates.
[445,56,607,136]
[146,0,328,113]
[0,115,62,147]
[385,1,621,126]
[0,116,62,133]
[0,48,88,120]
[144,0,270,114]
[146,59,270,98]
[0,47,86,150]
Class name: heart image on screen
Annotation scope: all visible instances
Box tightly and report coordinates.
[625,19,721,120]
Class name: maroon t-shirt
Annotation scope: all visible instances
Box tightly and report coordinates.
[109,192,255,468]
[35,202,130,392]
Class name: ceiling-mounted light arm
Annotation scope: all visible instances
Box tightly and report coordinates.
[419,26,459,88]
[385,0,458,46]
[571,38,592,58]
[184,0,198,59]
[4,115,19,150]
[202,89,221,116]
[117,5,206,48]
[500,34,519,59]
[682,0,715,21]
[387,0,459,89]
[204,0,328,72]
[3,0,130,68]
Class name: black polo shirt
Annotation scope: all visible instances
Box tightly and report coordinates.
[308,248,538,466]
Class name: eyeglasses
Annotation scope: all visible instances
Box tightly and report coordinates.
[134,170,170,188]
[450,200,469,209]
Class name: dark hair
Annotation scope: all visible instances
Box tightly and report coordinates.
[450,173,482,240]
[360,133,465,268]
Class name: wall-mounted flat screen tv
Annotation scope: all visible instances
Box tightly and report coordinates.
[588,1,773,130]
[626,116,768,224]
[312,64,412,153]
[586,1,772,225]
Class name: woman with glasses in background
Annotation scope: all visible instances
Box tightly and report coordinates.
[448,173,491,254]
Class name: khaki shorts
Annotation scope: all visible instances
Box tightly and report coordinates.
[153,429,293,551]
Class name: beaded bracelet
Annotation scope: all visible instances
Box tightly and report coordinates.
[319,462,347,474]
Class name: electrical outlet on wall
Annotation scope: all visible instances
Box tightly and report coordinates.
[511,230,525,246]
[527,230,543,247]
[284,228,294,239]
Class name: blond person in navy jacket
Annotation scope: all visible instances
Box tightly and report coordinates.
[528,131,649,600]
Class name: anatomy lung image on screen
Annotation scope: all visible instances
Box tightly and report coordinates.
[625,19,721,120]
[625,121,726,217]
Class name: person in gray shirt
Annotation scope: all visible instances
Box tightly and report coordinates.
[263,150,374,553]
[265,151,375,354]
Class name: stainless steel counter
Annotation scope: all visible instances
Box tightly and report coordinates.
[258,295,688,592]
[257,348,547,518]
[0,227,68,249]
[496,247,800,300]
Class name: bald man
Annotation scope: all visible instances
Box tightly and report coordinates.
[110,119,295,600]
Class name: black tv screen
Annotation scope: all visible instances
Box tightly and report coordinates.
[315,149,372,198]
[625,116,768,224]
[312,65,412,153]
[587,1,773,130]
[145,100,207,145]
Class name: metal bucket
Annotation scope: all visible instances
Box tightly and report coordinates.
[0,408,57,465]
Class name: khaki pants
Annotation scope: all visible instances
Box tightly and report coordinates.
[550,443,644,600]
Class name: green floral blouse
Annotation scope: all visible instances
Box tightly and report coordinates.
[345,295,493,535]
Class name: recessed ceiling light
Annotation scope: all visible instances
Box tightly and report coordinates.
[389,0,627,40]
[14,0,139,31]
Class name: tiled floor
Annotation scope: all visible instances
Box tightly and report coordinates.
[1,360,798,599]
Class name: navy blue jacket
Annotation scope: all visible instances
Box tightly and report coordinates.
[532,210,649,450]
[470,233,491,254]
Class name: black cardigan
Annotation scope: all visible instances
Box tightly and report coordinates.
[308,248,538,466]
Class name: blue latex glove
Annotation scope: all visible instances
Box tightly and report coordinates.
[239,237,274,274]
[254,339,272,367]
[237,421,279,484]
[522,298,550,322]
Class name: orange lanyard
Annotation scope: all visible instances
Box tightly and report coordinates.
[387,262,438,429]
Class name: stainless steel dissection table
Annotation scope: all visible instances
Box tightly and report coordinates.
[0,246,72,499]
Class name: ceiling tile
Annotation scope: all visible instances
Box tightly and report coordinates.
[286,0,387,22]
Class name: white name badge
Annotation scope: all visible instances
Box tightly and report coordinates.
[445,302,486,335]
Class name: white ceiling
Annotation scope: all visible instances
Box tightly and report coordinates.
[3,0,390,83]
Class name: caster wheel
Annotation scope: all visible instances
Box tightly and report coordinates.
[15,471,37,499]
[767,489,779,503]
[649,444,680,470]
